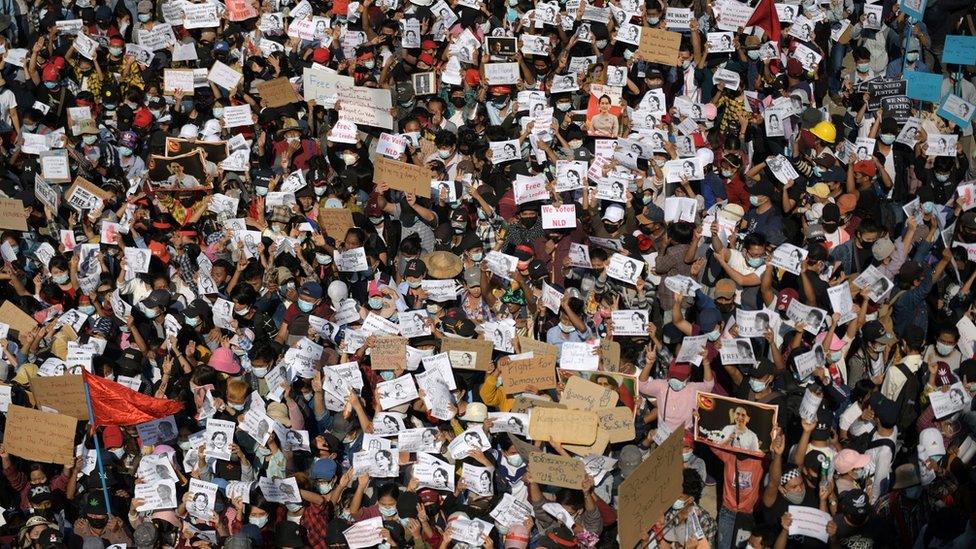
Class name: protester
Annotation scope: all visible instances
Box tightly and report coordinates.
[0,1,976,548]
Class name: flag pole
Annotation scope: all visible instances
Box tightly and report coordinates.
[82,375,114,516]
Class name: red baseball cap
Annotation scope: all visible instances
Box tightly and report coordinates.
[668,362,692,380]
[421,40,437,50]
[853,160,877,176]
[312,47,330,63]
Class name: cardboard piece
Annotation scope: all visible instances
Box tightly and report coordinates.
[440,337,494,371]
[563,430,610,457]
[318,207,356,240]
[66,176,112,209]
[638,27,682,66]
[371,337,407,371]
[528,407,598,445]
[618,426,684,549]
[560,376,619,411]
[30,374,90,420]
[0,199,28,231]
[511,396,567,414]
[598,406,635,443]
[600,339,621,371]
[0,301,38,337]
[528,451,586,489]
[374,157,433,198]
[516,336,558,356]
[501,355,557,395]
[3,405,78,465]
[258,77,303,108]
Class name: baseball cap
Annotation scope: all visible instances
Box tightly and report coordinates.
[853,160,877,176]
[667,362,693,380]
[637,204,665,225]
[837,193,858,215]
[311,458,337,481]
[299,282,323,299]
[898,260,924,283]
[618,445,643,478]
[806,183,830,199]
[460,402,488,422]
[859,322,894,346]
[274,521,305,548]
[834,449,870,474]
[871,237,895,261]
[714,278,736,299]
[838,489,870,519]
[919,427,946,460]
[603,203,625,222]
[142,289,171,309]
[698,307,722,332]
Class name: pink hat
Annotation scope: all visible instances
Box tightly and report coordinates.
[505,524,530,549]
[209,347,241,375]
[702,103,717,120]
[834,449,870,474]
[815,332,847,351]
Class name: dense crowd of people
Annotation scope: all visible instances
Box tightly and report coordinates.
[0,0,975,547]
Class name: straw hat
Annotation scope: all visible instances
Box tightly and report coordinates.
[423,251,462,279]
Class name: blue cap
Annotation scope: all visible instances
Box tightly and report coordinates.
[299,282,323,299]
[95,5,113,19]
[214,40,230,53]
[821,167,846,182]
[698,307,723,332]
[311,458,337,480]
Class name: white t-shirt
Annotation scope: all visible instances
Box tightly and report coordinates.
[0,89,17,131]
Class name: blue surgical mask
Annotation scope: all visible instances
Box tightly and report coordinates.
[44,81,58,89]
[935,173,950,183]
[623,49,634,60]
[368,297,383,309]
[721,169,734,178]
[138,13,152,22]
[829,351,842,362]
[749,195,761,206]
[706,329,721,341]
[213,107,224,118]
[186,316,200,327]
[880,134,896,145]
[558,322,575,333]
[668,378,687,391]
[749,378,767,392]
[144,308,159,319]
[298,300,314,313]
[648,16,660,25]
[922,201,934,213]
[856,63,870,73]
[82,135,98,145]
[118,146,133,156]
[747,50,760,60]
[256,187,268,196]
[379,505,397,517]
[906,52,919,63]
[408,280,422,289]
[747,257,764,268]
[52,273,70,284]
[79,305,96,315]
[315,253,332,265]
[556,102,572,111]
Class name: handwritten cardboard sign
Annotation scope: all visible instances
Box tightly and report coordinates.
[560,376,619,411]
[638,26,682,66]
[374,157,433,197]
[600,339,621,371]
[318,207,355,240]
[511,396,567,415]
[4,405,78,464]
[440,337,494,371]
[501,355,557,395]
[528,407,598,445]
[0,301,38,337]
[516,336,558,356]
[257,77,302,108]
[618,426,684,549]
[528,451,586,489]
[30,374,89,420]
[371,336,407,371]
[598,406,635,443]
[0,198,28,231]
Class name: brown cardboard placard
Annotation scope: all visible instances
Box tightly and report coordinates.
[65,176,112,212]
[374,157,433,198]
[511,396,566,414]
[638,26,682,66]
[528,451,586,489]
[560,376,619,411]
[258,77,303,108]
[599,339,621,371]
[599,406,636,444]
[564,430,610,457]
[517,336,558,356]
[0,300,38,337]
[501,355,557,395]
[371,336,407,371]
[440,337,494,371]
[30,374,89,420]
[528,407,598,445]
[318,207,356,240]
[3,405,78,465]
[0,198,28,231]
[618,426,684,549]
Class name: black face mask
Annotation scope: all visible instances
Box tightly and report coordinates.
[87,515,108,529]
[32,508,55,520]
[451,97,465,108]
[603,221,621,233]
[521,217,536,228]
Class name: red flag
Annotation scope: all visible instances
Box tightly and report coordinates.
[82,370,184,426]
[746,0,781,42]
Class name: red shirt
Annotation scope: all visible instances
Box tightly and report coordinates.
[725,174,752,212]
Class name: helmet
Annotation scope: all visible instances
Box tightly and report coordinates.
[327,280,348,303]
[810,121,837,144]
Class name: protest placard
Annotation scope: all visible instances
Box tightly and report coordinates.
[528,451,586,489]
[638,27,681,66]
[439,337,494,371]
[501,355,557,394]
[3,405,78,464]
[374,157,433,197]
[528,407,598,445]
[618,427,683,548]
[559,376,619,411]
[30,374,89,420]
[0,199,28,231]
[371,337,407,371]
[258,77,303,108]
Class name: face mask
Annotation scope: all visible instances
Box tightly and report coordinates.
[492,97,508,108]
[426,304,441,314]
[44,81,58,89]
[648,16,660,25]
[315,253,331,265]
[87,516,109,529]
[110,447,126,458]
[682,450,694,462]
[119,146,134,157]
[303,392,313,402]
[379,505,398,517]
[144,307,160,319]
[969,382,976,393]
[285,503,303,513]
[906,52,919,63]
[672,498,686,511]
[23,123,38,132]
[746,257,764,268]
[138,13,151,22]
[721,169,735,178]
[230,402,245,411]
[298,300,314,313]
[369,216,385,225]
[558,322,575,333]
[668,378,687,391]
[749,195,761,206]
[923,201,934,213]
[569,140,583,148]
[829,351,843,362]
[935,173,950,183]
[682,59,692,70]
[368,297,384,309]
[53,273,70,284]
[109,47,123,56]
[83,135,98,145]
[521,217,536,228]
[256,187,268,196]
[182,99,195,112]
[79,305,96,315]
[623,49,634,60]
[595,40,608,49]
[408,280,422,289]
[213,107,224,118]
[783,489,806,504]
[342,153,357,165]
[936,342,954,356]
[856,63,870,73]
[314,186,327,196]
[505,454,524,467]
[234,306,249,317]
[880,134,896,145]
[470,252,484,263]
[317,481,334,494]
[655,158,667,167]
[706,329,721,341]
[451,97,466,108]
[438,148,453,159]
[747,50,760,60]
[557,102,572,111]
[507,0,518,6]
